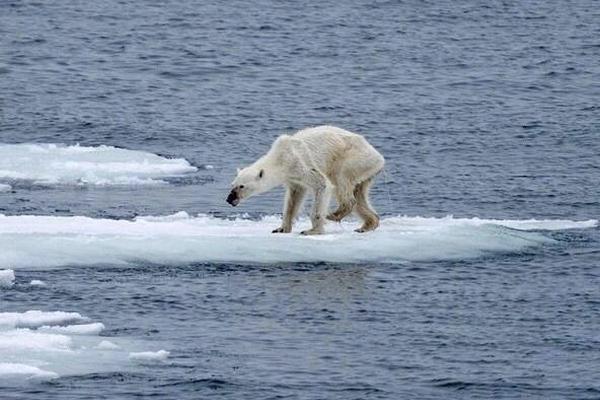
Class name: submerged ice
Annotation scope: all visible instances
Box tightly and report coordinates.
[0,143,197,185]
[0,212,596,269]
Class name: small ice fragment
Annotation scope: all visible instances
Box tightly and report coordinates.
[39,322,105,335]
[0,269,15,288]
[30,279,46,286]
[0,363,58,380]
[0,310,87,329]
[96,340,120,350]
[129,349,170,362]
[0,183,11,192]
[204,164,214,169]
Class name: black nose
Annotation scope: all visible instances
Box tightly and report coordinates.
[226,189,239,206]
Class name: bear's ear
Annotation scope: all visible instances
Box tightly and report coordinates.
[236,167,241,174]
[258,169,264,179]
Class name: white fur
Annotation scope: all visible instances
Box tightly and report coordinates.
[230,126,385,234]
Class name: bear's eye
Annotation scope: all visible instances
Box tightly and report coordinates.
[239,185,245,189]
[258,169,264,179]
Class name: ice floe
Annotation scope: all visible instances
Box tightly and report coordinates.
[0,310,87,329]
[29,279,46,286]
[0,363,58,380]
[0,213,596,268]
[129,350,170,363]
[0,143,197,185]
[39,322,105,335]
[0,183,11,192]
[96,340,121,350]
[0,310,169,382]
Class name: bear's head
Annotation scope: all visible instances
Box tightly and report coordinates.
[227,165,277,206]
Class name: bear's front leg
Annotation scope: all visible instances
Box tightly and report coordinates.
[300,182,331,235]
[273,184,306,233]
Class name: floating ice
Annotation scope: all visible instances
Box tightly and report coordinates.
[0,143,197,185]
[0,311,87,329]
[96,340,120,350]
[0,329,72,352]
[0,183,11,192]
[0,269,15,287]
[39,322,105,335]
[0,213,596,268]
[29,279,46,286]
[0,363,58,380]
[129,350,170,363]
[0,310,169,382]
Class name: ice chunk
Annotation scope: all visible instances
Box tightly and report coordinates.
[0,269,15,287]
[0,213,596,269]
[0,183,11,192]
[0,310,169,382]
[29,279,46,286]
[39,323,105,335]
[0,329,72,351]
[0,310,87,329]
[129,350,170,363]
[96,340,120,350]
[0,363,58,380]
[0,143,197,185]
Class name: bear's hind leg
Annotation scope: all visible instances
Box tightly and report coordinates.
[354,178,379,233]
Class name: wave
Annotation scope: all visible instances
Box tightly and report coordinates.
[0,143,197,185]
[0,213,596,269]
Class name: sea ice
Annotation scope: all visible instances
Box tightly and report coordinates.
[129,350,170,363]
[0,310,87,329]
[0,143,197,185]
[0,213,596,269]
[39,322,105,335]
[0,310,169,382]
[0,363,58,380]
[96,340,121,350]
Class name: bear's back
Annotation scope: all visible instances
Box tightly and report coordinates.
[292,125,358,142]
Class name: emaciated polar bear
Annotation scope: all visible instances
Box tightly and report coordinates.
[226,126,385,235]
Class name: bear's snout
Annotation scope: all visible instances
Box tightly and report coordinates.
[226,189,240,206]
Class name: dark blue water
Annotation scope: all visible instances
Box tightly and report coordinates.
[1,1,599,399]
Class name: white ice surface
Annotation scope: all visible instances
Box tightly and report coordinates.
[0,143,196,185]
[0,311,87,329]
[0,311,169,382]
[0,183,11,192]
[29,279,46,286]
[0,213,596,269]
[129,350,170,363]
[39,322,105,335]
[0,363,58,380]
[96,340,120,350]
[0,269,15,287]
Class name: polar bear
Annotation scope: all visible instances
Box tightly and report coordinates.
[226,125,385,235]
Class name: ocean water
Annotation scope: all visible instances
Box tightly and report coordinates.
[1,0,599,399]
